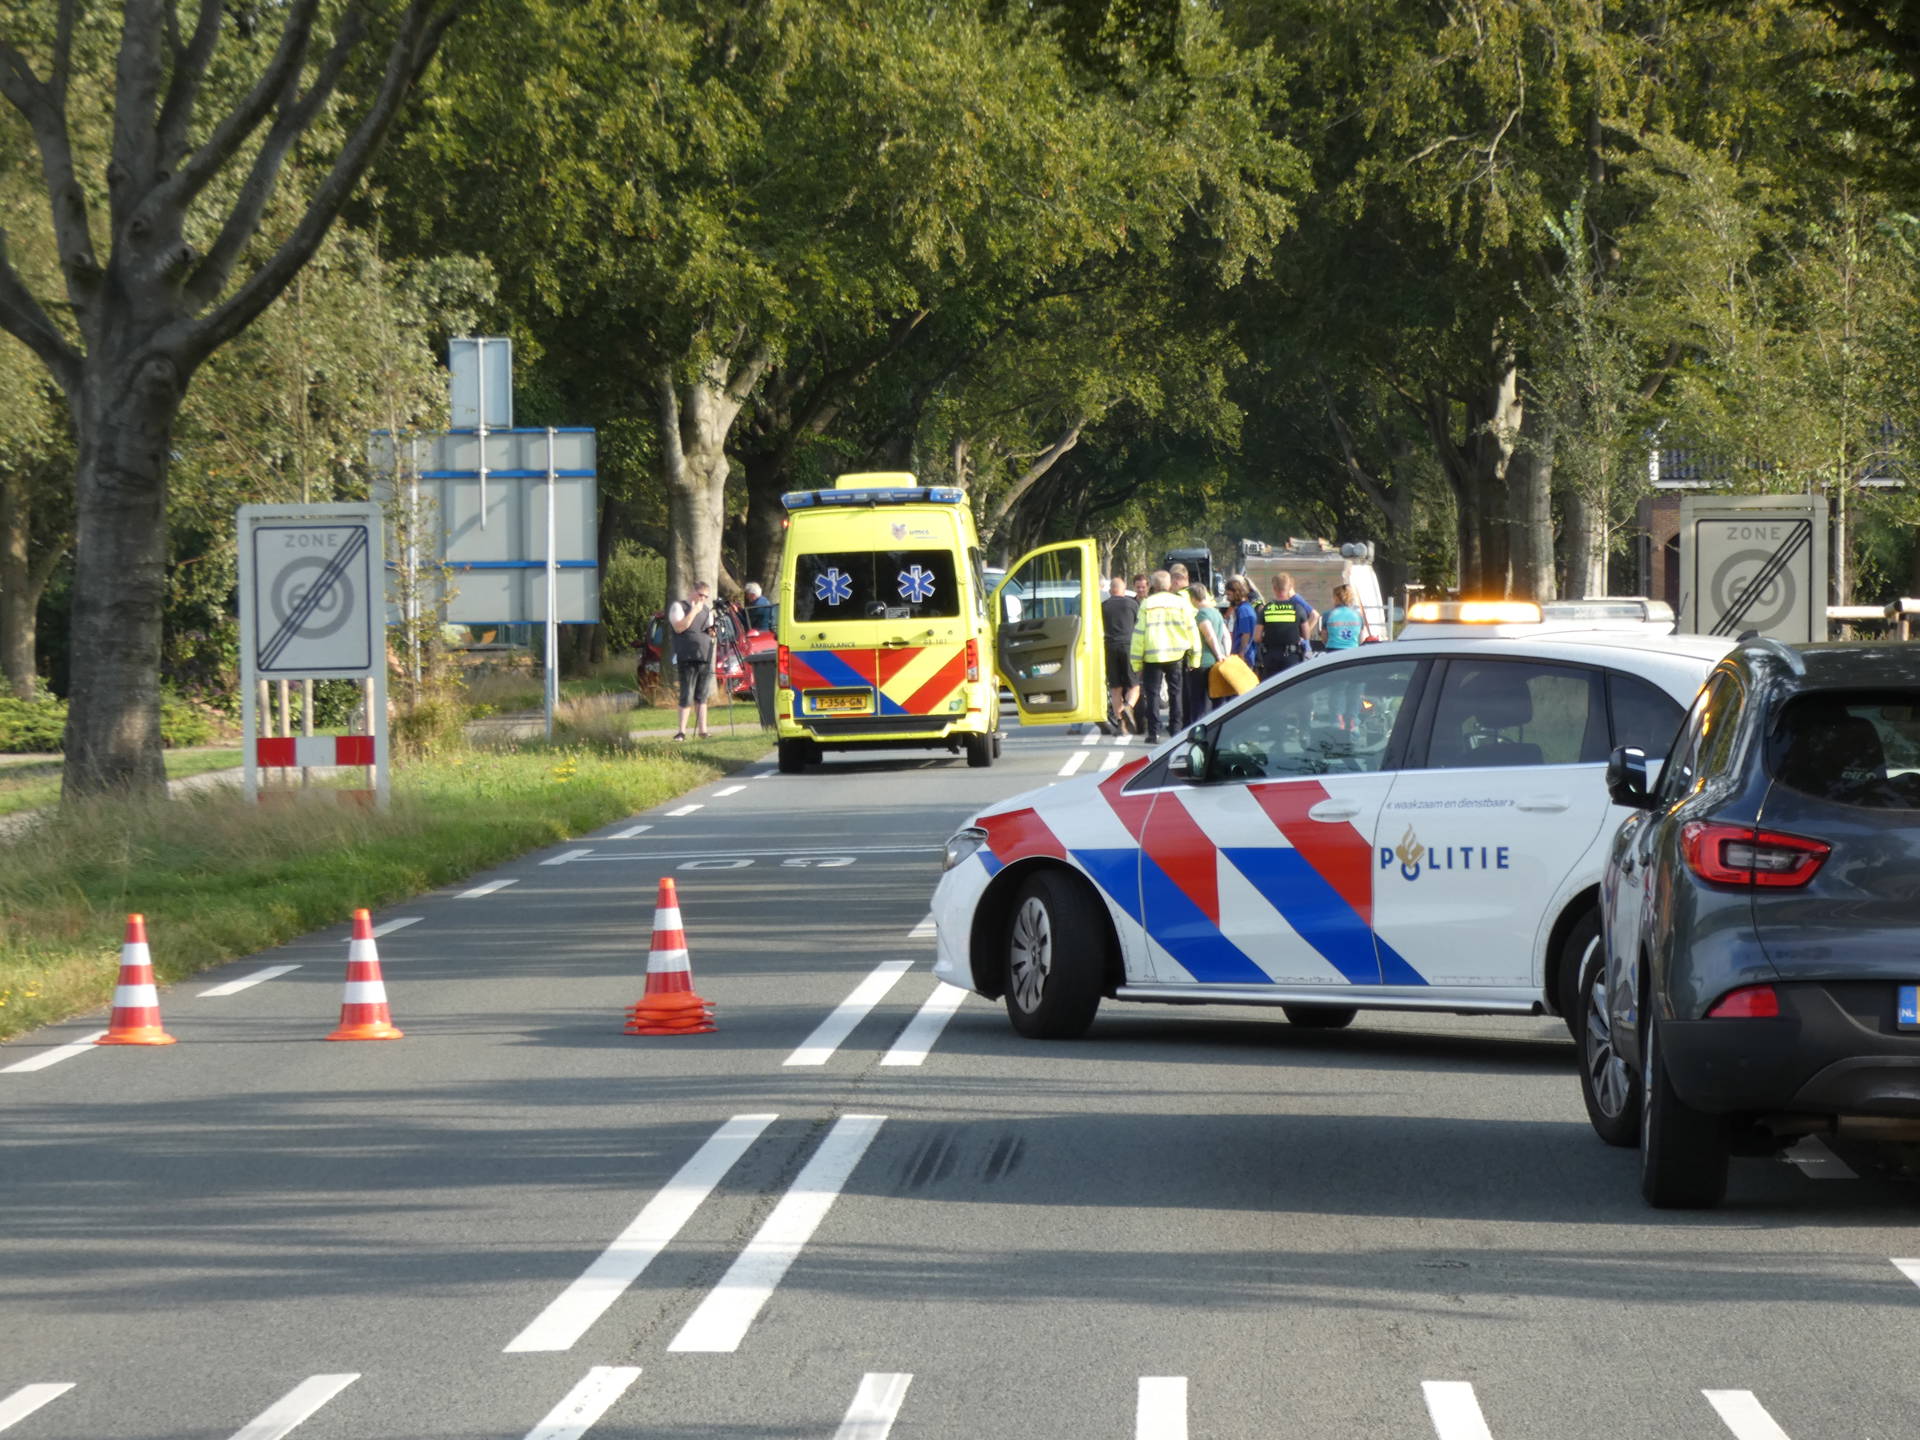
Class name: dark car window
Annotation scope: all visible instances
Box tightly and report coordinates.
[793,550,961,623]
[1608,672,1685,756]
[1769,692,1920,809]
[1422,659,1604,769]
[1206,659,1419,781]
[1660,670,1740,801]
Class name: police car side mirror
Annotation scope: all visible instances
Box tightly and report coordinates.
[1183,726,1212,783]
[1606,746,1658,810]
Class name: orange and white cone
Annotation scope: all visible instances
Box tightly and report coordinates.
[97,913,175,1046]
[327,909,404,1041]
[625,877,716,1035]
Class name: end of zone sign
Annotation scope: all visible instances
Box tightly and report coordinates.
[238,503,384,677]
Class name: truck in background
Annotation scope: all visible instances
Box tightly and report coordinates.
[1236,537,1390,642]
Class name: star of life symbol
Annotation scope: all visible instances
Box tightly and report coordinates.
[898,565,936,603]
[814,567,854,605]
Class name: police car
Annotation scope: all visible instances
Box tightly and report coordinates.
[930,602,1735,1037]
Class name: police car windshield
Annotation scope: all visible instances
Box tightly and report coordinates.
[794,550,962,622]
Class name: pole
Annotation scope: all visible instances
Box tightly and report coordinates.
[545,426,559,741]
[407,434,422,694]
[475,338,489,529]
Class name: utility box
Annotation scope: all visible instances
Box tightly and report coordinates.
[1678,494,1828,643]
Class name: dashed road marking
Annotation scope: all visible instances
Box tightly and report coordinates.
[609,824,653,839]
[1423,1381,1494,1440]
[372,917,422,938]
[1058,750,1090,778]
[227,1374,359,1440]
[665,804,703,817]
[908,914,935,940]
[881,984,967,1067]
[1080,730,1101,746]
[458,879,518,899]
[1893,1257,1920,1289]
[199,964,302,998]
[1,1031,107,1074]
[1111,733,1133,747]
[1098,750,1125,772]
[714,785,747,797]
[833,1373,912,1440]
[1780,1135,1855,1178]
[1136,1377,1187,1440]
[785,962,914,1067]
[522,1367,643,1440]
[668,1113,886,1353]
[573,846,939,865]
[1704,1390,1793,1440]
[542,849,594,867]
[0,1384,73,1432]
[505,1115,776,1353]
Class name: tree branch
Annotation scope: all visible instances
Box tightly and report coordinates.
[155,0,227,168]
[0,232,81,389]
[110,0,171,219]
[655,366,686,480]
[1317,376,1394,516]
[1,25,103,331]
[984,413,1089,538]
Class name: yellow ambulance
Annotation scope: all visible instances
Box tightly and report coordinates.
[774,473,1103,772]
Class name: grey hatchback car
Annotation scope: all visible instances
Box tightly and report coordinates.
[1581,638,1920,1207]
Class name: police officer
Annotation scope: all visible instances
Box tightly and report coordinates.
[1255,572,1319,679]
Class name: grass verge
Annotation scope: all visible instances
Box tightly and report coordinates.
[0,748,246,817]
[0,730,768,1045]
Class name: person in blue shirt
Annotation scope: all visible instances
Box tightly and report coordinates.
[1324,584,1364,651]
[1224,575,1260,667]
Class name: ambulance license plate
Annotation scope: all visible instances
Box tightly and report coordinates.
[1899,986,1920,1030]
[809,690,871,715]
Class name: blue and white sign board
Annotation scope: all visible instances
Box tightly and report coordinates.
[449,337,513,430]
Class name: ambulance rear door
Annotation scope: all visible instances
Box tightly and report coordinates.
[991,540,1104,726]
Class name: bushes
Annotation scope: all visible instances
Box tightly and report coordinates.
[0,692,223,753]
[601,543,666,653]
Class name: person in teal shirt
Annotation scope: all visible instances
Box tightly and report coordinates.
[1324,584,1364,650]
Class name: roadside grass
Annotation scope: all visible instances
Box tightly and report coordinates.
[0,748,245,817]
[0,731,768,1045]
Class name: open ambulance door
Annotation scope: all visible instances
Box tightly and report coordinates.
[990,539,1105,726]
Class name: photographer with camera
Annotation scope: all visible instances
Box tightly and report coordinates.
[668,579,720,740]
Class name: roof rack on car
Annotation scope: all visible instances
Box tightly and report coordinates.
[1739,634,1806,676]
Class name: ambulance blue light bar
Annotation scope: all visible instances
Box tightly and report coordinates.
[781,486,965,510]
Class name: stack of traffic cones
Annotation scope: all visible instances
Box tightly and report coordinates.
[327,909,404,1041]
[625,877,716,1035]
[97,914,175,1046]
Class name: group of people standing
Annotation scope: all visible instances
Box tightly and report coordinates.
[1099,565,1370,742]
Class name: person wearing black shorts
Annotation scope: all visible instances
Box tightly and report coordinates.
[1101,576,1141,730]
[668,580,718,738]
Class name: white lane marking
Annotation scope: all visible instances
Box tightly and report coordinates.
[199,965,302,998]
[1704,1390,1793,1440]
[1098,750,1125,772]
[669,1113,886,1353]
[609,824,653,839]
[714,785,747,797]
[1422,1381,1494,1440]
[227,1374,360,1440]
[1111,733,1133,747]
[833,1373,912,1440]
[372,917,422,938]
[1136,1377,1187,1440]
[1057,749,1090,778]
[522,1367,642,1440]
[574,846,940,864]
[1080,730,1101,746]
[1893,1257,1920,1289]
[785,963,914,1067]
[504,1115,777,1353]
[881,984,967,1067]
[1780,1135,1855,1178]
[665,804,703,817]
[908,914,936,940]
[1,1031,107,1074]
[542,849,594,867]
[0,1384,74,1431]
[458,879,518,899]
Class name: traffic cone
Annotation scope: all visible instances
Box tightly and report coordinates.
[624,877,716,1035]
[96,913,175,1045]
[327,909,404,1041]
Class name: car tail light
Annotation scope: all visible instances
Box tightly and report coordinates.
[964,637,981,682]
[776,645,792,691]
[1682,821,1830,888]
[1707,984,1782,1018]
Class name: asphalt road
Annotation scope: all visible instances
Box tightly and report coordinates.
[4,723,1920,1440]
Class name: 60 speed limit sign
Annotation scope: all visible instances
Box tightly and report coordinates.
[238,503,383,677]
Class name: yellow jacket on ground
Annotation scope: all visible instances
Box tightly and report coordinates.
[1130,591,1199,666]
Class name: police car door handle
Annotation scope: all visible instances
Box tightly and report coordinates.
[1516,794,1570,812]
[1307,798,1362,822]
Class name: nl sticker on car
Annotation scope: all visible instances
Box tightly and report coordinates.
[1900,986,1920,1031]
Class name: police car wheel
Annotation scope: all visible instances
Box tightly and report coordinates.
[966,732,994,768]
[1003,871,1104,1039]
[1556,908,1600,1040]
[1577,946,1639,1147]
[1280,1005,1356,1029]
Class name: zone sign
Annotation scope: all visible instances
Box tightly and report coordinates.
[239,504,383,678]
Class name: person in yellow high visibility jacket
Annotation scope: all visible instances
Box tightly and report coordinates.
[1129,570,1199,743]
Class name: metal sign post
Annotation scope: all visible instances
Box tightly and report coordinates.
[545,427,559,739]
[237,502,389,808]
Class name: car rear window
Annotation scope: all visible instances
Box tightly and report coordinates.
[1768,692,1920,808]
[792,550,962,623]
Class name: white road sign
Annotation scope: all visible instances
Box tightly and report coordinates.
[238,503,383,677]
[1679,495,1829,643]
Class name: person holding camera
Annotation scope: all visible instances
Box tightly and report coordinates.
[668,579,720,739]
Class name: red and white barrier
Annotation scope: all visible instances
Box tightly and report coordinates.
[255,735,376,768]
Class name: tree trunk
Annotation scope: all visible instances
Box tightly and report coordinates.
[1509,406,1556,602]
[742,445,788,591]
[656,341,771,607]
[1561,476,1608,598]
[0,473,38,699]
[61,359,179,798]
